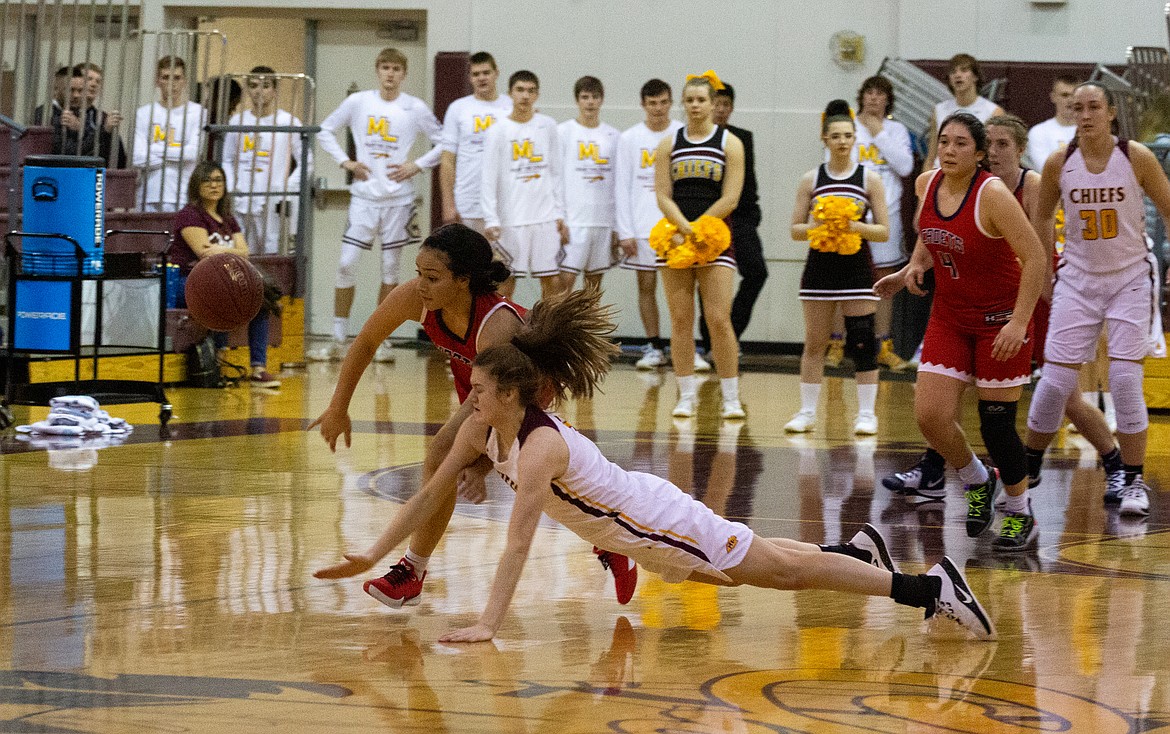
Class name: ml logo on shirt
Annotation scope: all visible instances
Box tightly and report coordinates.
[512,139,543,162]
[577,141,608,164]
[152,125,183,147]
[367,117,398,143]
[473,114,496,133]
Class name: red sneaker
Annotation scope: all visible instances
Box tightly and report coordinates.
[363,558,426,608]
[594,547,637,604]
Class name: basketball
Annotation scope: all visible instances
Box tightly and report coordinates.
[184,252,265,331]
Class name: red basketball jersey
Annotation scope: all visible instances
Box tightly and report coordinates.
[423,292,525,402]
[918,169,1021,321]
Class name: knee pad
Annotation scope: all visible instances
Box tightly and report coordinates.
[979,400,1027,487]
[335,243,364,289]
[844,314,878,372]
[1026,362,1080,433]
[1108,360,1149,433]
[381,247,402,285]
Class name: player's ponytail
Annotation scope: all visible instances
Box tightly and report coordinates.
[475,289,619,407]
[421,223,511,294]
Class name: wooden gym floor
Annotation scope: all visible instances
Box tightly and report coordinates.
[2,347,1169,733]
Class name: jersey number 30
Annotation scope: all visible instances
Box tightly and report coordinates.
[1079,208,1118,240]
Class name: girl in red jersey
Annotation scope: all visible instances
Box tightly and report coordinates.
[310,223,637,608]
[876,113,1046,552]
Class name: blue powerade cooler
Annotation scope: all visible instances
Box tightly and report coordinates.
[21,155,106,275]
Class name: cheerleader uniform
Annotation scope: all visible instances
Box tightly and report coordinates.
[798,163,878,301]
[487,405,754,583]
[659,125,736,269]
[422,292,525,402]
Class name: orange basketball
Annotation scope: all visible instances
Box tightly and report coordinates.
[184,252,264,331]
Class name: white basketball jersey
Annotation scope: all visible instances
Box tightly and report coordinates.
[1060,139,1149,274]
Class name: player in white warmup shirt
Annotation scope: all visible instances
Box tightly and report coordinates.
[223,66,310,255]
[439,51,512,234]
[133,56,206,212]
[313,47,443,363]
[615,79,683,370]
[314,289,997,645]
[558,75,620,292]
[1024,82,1170,519]
[480,70,567,300]
[923,53,1003,172]
[1026,75,1079,169]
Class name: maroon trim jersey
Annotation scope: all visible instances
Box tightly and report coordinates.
[422,291,525,402]
[918,168,1020,322]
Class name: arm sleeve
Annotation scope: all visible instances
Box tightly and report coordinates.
[480,126,501,229]
[613,135,635,240]
[412,104,444,169]
[875,122,914,177]
[317,95,353,166]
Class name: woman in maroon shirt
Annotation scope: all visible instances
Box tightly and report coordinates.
[169,161,279,388]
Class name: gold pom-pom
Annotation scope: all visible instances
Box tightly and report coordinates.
[807,195,863,255]
[649,215,731,268]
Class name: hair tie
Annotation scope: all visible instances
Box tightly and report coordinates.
[685,69,725,91]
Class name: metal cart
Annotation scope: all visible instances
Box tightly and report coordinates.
[1,229,173,430]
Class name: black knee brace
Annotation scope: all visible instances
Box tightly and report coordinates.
[978,400,1027,487]
[844,314,878,372]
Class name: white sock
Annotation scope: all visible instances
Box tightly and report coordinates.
[957,456,990,485]
[1102,391,1115,413]
[856,382,878,415]
[677,374,698,398]
[1002,491,1030,515]
[404,549,429,573]
[1082,391,1099,410]
[799,382,821,414]
[332,316,348,343]
[720,376,740,403]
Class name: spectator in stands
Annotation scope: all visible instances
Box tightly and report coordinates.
[31,67,70,128]
[34,67,127,167]
[133,56,206,211]
[1027,75,1079,169]
[169,161,280,389]
[922,53,1003,172]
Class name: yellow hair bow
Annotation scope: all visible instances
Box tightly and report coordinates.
[685,69,725,91]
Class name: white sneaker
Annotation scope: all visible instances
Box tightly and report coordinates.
[672,393,697,418]
[308,340,346,361]
[1119,477,1150,516]
[854,412,878,435]
[848,523,899,573]
[694,352,712,372]
[635,347,666,370]
[374,343,396,363]
[784,410,816,433]
[926,556,996,640]
[721,398,745,420]
[906,343,923,369]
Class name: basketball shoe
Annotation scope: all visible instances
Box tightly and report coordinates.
[363,557,425,608]
[594,547,638,604]
[308,339,346,361]
[635,345,666,370]
[374,341,395,363]
[853,412,878,435]
[847,523,899,573]
[964,465,998,537]
[694,351,712,372]
[1103,468,1127,504]
[784,410,816,433]
[1119,476,1150,517]
[882,451,946,500]
[876,338,910,372]
[925,556,996,640]
[249,369,281,389]
[992,498,1037,553]
[672,393,697,418]
[721,398,746,420]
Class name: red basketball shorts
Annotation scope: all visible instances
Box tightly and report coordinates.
[919,307,1034,388]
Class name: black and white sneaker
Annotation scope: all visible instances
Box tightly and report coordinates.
[964,465,998,538]
[1103,469,1127,505]
[847,523,899,573]
[926,556,996,640]
[882,452,946,501]
[992,501,1038,553]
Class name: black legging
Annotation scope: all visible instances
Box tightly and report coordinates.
[700,219,768,347]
